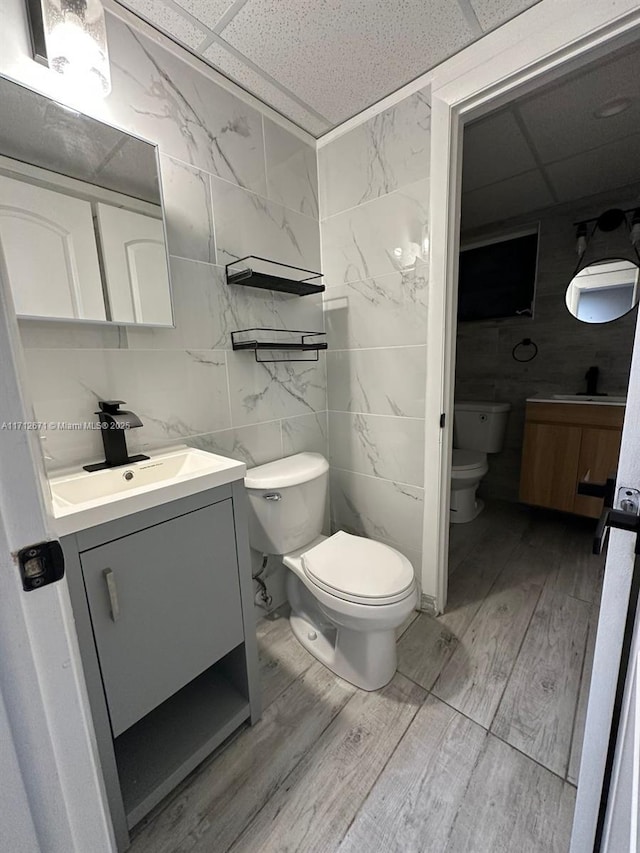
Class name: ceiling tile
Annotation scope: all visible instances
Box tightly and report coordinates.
[545,133,640,203]
[172,0,235,29]
[518,47,640,164]
[461,169,555,229]
[203,41,330,136]
[119,0,208,49]
[462,108,537,192]
[469,0,541,32]
[219,0,474,123]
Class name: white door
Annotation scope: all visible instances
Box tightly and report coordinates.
[0,243,114,849]
[0,174,106,320]
[602,642,640,851]
[571,320,640,852]
[95,203,172,326]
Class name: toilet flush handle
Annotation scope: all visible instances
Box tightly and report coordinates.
[263,492,282,501]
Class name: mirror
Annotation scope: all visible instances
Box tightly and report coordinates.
[0,75,173,326]
[565,258,639,324]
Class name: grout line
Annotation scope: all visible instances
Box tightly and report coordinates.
[455,0,484,37]
[261,113,270,204]
[328,410,425,422]
[564,616,593,782]
[162,151,322,223]
[511,105,559,205]
[330,465,424,492]
[212,0,251,34]
[484,576,547,734]
[320,176,429,223]
[223,351,234,428]
[396,609,420,640]
[201,32,331,125]
[322,267,429,289]
[327,344,427,353]
[208,173,218,265]
[334,679,426,848]
[278,417,284,458]
[425,687,574,787]
[228,683,362,849]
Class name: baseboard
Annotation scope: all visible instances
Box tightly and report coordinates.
[420,593,438,615]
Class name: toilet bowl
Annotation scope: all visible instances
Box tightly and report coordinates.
[450,449,489,523]
[245,453,417,691]
[450,401,510,524]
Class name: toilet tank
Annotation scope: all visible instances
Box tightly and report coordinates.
[244,452,329,555]
[454,401,511,453]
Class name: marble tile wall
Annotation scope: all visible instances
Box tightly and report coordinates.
[318,88,431,587]
[1,8,326,477]
[456,189,640,502]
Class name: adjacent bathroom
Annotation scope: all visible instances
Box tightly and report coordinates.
[2,2,640,852]
[434,37,640,820]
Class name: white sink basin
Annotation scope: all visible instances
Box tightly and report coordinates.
[48,446,245,535]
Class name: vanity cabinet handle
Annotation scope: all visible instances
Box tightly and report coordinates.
[103,568,120,622]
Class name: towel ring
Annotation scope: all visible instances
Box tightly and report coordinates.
[512,338,538,363]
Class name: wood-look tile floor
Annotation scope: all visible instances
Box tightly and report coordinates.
[129,501,603,853]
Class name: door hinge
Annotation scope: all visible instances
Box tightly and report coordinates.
[440,413,446,428]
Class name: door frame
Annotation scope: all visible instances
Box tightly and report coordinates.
[422,0,640,607]
[422,1,640,848]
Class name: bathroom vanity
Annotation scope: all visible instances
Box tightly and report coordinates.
[50,448,260,851]
[519,397,625,517]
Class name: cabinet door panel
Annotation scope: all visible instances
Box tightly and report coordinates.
[0,175,105,320]
[519,423,582,512]
[573,427,622,518]
[81,501,243,737]
[96,203,172,326]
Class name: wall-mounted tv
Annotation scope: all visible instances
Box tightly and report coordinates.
[457,229,539,321]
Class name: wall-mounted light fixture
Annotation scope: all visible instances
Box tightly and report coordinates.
[575,222,588,257]
[26,0,111,97]
[631,209,640,250]
[574,208,640,254]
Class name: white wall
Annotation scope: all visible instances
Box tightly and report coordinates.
[0,0,327,477]
[318,90,431,597]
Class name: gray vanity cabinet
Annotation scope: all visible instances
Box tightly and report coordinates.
[81,499,244,737]
[62,481,260,851]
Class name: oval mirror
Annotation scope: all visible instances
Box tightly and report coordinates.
[566,258,640,324]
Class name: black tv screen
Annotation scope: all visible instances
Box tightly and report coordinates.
[457,231,538,321]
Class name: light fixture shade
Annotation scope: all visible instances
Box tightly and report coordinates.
[631,210,640,249]
[27,0,111,97]
[575,222,588,258]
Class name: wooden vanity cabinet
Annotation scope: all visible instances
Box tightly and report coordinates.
[519,401,624,518]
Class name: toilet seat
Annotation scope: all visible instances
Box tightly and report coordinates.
[301,531,415,606]
[451,449,487,472]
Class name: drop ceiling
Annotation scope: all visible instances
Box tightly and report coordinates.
[115,0,542,137]
[461,44,640,230]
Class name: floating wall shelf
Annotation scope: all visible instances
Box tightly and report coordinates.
[231,328,327,363]
[225,256,325,296]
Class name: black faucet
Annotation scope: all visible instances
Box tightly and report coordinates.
[83,401,149,472]
[581,365,605,397]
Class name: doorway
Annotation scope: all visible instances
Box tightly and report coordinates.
[422,9,640,850]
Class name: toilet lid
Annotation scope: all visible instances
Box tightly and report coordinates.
[301,531,415,601]
[452,449,486,471]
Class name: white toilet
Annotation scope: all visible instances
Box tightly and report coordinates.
[245,452,417,691]
[450,401,510,524]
